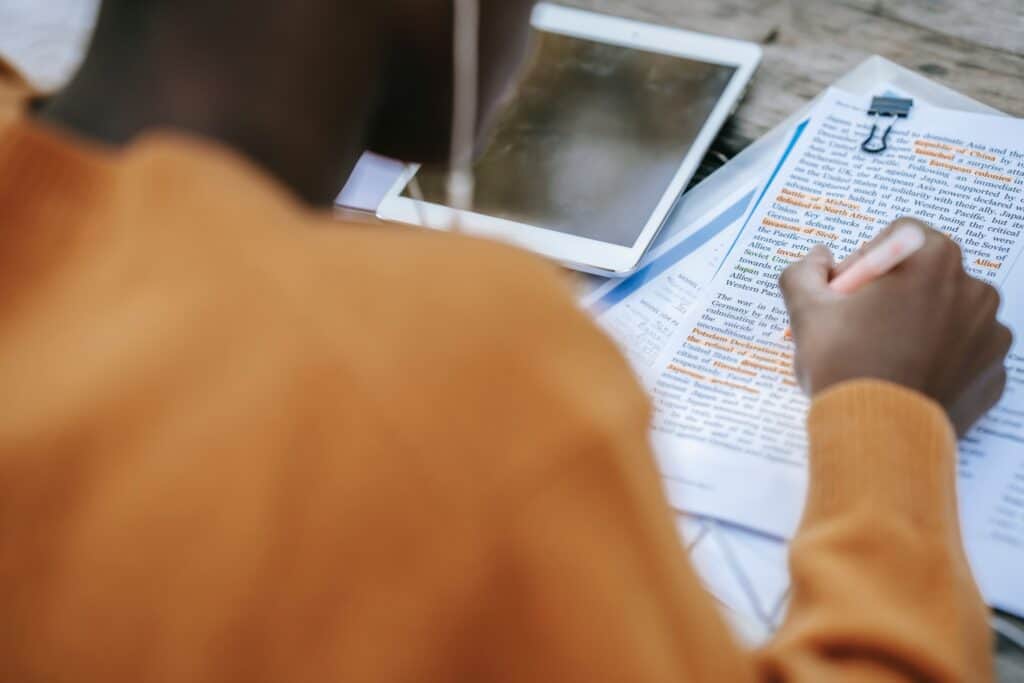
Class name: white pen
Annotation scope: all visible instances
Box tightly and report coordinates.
[784,223,927,339]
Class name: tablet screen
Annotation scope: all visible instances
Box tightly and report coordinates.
[404,30,737,247]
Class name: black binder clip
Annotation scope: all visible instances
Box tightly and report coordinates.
[861,96,914,154]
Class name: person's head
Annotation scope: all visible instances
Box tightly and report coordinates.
[51,0,538,204]
[367,0,537,163]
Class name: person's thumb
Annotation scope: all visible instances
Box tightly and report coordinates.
[780,245,833,309]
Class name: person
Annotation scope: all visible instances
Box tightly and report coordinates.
[0,0,1011,681]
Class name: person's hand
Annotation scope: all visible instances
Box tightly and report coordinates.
[780,218,1012,435]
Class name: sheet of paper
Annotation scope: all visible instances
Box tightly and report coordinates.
[960,260,1024,617]
[335,152,406,212]
[585,186,755,373]
[584,188,795,631]
[648,88,1024,614]
[0,0,99,92]
[714,524,790,625]
[675,514,790,645]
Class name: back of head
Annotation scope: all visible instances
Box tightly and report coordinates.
[48,0,537,204]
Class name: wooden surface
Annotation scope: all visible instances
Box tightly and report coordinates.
[564,0,1024,679]
[570,0,1024,186]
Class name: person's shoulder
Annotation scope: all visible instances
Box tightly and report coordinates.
[300,225,653,483]
[303,222,616,379]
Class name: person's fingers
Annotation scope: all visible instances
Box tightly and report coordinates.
[780,245,834,309]
[832,221,900,278]
[981,323,1015,379]
[951,284,1003,382]
[997,322,1014,357]
[832,217,929,278]
[946,321,1012,435]
[895,225,964,282]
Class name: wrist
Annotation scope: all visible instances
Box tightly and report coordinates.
[803,379,960,530]
[806,365,928,401]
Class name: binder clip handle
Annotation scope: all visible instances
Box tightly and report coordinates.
[861,96,914,155]
[861,122,892,154]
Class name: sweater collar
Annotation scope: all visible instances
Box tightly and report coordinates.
[0,114,118,225]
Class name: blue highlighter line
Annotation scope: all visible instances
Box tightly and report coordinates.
[713,119,810,280]
[590,189,755,313]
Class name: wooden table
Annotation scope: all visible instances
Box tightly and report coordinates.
[566,0,1024,679]
[570,0,1024,184]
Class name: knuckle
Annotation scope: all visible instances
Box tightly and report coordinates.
[779,263,798,291]
[809,244,830,261]
[966,277,999,308]
[981,282,1002,314]
[942,236,964,266]
[917,232,949,264]
[922,237,964,278]
[997,323,1014,355]
[993,366,1009,405]
[966,276,999,301]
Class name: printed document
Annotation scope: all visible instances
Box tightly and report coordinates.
[647,88,1024,615]
[586,186,755,372]
[587,189,795,632]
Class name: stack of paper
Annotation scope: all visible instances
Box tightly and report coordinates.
[594,87,1024,625]
[584,182,791,636]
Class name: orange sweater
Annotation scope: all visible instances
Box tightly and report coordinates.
[0,83,991,680]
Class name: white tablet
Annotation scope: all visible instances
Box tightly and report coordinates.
[377,3,761,276]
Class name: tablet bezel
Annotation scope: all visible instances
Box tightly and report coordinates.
[377,3,761,276]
